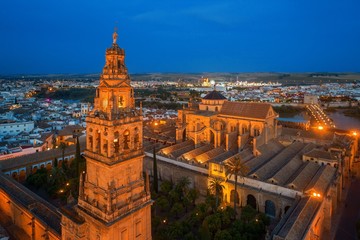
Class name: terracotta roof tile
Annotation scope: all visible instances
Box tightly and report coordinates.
[203,90,227,100]
[304,149,335,160]
[219,101,273,119]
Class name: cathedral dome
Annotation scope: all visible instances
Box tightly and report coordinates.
[203,90,227,100]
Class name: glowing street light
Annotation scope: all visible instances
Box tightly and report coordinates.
[318,126,324,131]
[312,192,321,198]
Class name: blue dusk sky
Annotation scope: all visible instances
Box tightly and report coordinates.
[0,0,360,74]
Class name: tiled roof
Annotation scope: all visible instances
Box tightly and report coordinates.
[304,149,336,160]
[36,121,52,129]
[269,143,317,185]
[57,125,84,136]
[180,144,212,161]
[299,130,334,141]
[195,147,225,163]
[0,136,86,171]
[0,172,61,236]
[219,101,273,119]
[252,141,306,180]
[274,196,321,240]
[245,141,285,173]
[274,162,336,239]
[169,145,195,159]
[203,90,227,100]
[304,165,336,195]
[159,140,194,156]
[286,161,320,191]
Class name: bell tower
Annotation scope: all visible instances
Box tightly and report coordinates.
[61,30,152,240]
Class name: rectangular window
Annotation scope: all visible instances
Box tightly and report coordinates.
[213,165,218,172]
[136,221,141,237]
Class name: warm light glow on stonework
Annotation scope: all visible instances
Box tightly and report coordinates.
[61,30,152,240]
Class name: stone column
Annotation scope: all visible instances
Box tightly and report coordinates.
[265,122,268,144]
[99,129,103,155]
[108,132,114,157]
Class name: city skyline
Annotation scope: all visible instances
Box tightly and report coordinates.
[1,0,360,74]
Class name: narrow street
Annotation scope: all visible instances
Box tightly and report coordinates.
[335,179,360,240]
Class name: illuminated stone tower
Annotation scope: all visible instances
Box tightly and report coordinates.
[61,30,152,240]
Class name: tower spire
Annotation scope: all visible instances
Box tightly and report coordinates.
[61,29,152,240]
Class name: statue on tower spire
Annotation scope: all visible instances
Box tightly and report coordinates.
[113,26,118,44]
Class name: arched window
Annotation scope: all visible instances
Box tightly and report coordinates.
[89,136,93,149]
[19,170,26,182]
[123,130,130,150]
[134,133,139,143]
[265,200,276,218]
[114,131,120,153]
[253,127,260,137]
[46,163,52,170]
[134,128,140,149]
[247,194,257,209]
[242,125,248,135]
[118,96,124,108]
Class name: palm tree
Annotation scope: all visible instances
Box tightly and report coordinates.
[208,177,225,209]
[187,188,199,206]
[224,156,249,217]
[176,176,191,200]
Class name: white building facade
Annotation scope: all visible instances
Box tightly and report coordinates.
[0,121,34,136]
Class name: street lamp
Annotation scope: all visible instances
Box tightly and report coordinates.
[312,192,321,197]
